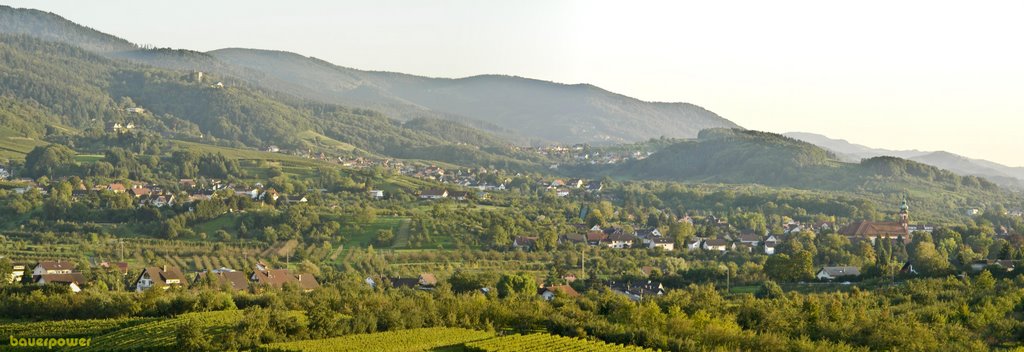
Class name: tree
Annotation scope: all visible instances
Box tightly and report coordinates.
[912,240,950,275]
[853,240,876,267]
[24,144,76,178]
[755,280,785,299]
[355,205,377,224]
[176,318,212,351]
[669,221,696,247]
[764,250,814,282]
[586,209,606,228]
[496,272,537,299]
[449,270,498,294]
[488,223,511,248]
[0,257,11,286]
[373,229,395,247]
[537,228,558,251]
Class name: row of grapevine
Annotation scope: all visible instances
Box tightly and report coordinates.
[70,310,247,351]
[465,333,656,352]
[0,317,155,339]
[256,327,495,352]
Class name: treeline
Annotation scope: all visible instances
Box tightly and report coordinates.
[1,273,1020,351]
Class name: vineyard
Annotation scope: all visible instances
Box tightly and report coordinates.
[256,327,495,352]
[0,317,155,340]
[71,310,248,351]
[465,333,658,352]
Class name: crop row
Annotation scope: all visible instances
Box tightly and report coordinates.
[465,333,656,352]
[256,327,495,352]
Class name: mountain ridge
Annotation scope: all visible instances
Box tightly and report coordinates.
[0,5,739,145]
[785,131,1024,189]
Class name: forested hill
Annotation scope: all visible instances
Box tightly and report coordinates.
[0,34,545,170]
[604,129,1002,195]
[0,5,739,145]
[206,48,739,144]
[0,5,136,53]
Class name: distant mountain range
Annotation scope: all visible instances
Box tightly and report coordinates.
[0,4,1019,208]
[0,5,738,145]
[785,132,1024,189]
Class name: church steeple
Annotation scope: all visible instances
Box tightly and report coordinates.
[898,195,909,228]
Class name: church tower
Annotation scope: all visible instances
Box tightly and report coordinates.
[898,195,909,229]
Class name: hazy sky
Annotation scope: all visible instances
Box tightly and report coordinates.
[5,0,1024,166]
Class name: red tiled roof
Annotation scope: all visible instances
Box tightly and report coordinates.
[252,268,319,291]
[198,271,250,291]
[586,232,607,241]
[838,221,908,237]
[37,260,76,271]
[541,285,580,297]
[35,273,87,285]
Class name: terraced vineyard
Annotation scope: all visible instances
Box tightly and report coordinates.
[256,327,495,352]
[465,333,657,352]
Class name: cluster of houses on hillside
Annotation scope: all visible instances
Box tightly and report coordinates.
[417,189,473,201]
[511,144,653,167]
[4,177,313,208]
[178,179,307,204]
[524,224,780,254]
[414,177,603,202]
[547,225,677,251]
[539,178,602,197]
[3,259,318,293]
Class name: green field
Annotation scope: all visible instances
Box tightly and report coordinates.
[341,216,408,248]
[192,213,243,237]
[297,130,356,153]
[74,154,104,163]
[0,128,48,159]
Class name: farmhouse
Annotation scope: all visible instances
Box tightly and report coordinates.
[194,270,250,291]
[604,233,636,249]
[702,238,734,252]
[34,273,88,293]
[609,280,665,301]
[368,190,384,199]
[107,183,127,193]
[737,233,762,247]
[816,266,861,280]
[448,191,470,201]
[33,260,75,276]
[99,261,129,276]
[684,238,704,251]
[419,189,448,200]
[134,266,187,292]
[250,266,319,292]
[285,196,308,204]
[538,285,580,300]
[634,228,663,238]
[512,236,538,250]
[6,262,27,283]
[646,237,675,251]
